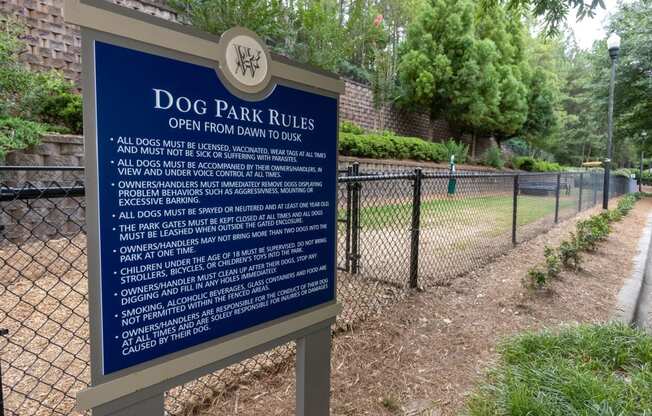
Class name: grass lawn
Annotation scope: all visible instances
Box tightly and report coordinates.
[466,323,652,415]
[339,194,579,232]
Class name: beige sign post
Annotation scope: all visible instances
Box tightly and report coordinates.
[64,0,343,414]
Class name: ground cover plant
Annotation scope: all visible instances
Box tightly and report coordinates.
[466,323,652,415]
[525,193,643,290]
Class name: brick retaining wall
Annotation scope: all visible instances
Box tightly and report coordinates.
[339,79,455,141]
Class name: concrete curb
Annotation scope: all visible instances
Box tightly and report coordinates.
[614,212,652,324]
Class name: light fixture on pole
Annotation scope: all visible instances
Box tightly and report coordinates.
[603,33,621,209]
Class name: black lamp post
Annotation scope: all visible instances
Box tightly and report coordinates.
[603,33,621,209]
[641,131,648,192]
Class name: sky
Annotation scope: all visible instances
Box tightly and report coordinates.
[569,0,620,50]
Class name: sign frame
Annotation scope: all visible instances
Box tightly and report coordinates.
[65,0,343,413]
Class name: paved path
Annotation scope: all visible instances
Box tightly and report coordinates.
[636,258,652,333]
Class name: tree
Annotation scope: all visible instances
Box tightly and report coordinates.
[481,0,606,35]
[545,0,652,167]
[167,0,290,48]
[397,0,501,137]
[609,0,652,155]
[291,0,349,72]
[168,0,420,111]
[398,0,546,145]
[475,5,530,137]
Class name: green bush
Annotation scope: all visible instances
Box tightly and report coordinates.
[527,193,644,291]
[617,193,640,216]
[339,132,395,159]
[613,168,634,178]
[37,89,83,134]
[575,215,610,251]
[339,131,467,163]
[0,117,46,157]
[559,238,582,270]
[641,171,652,185]
[339,120,364,135]
[543,246,560,278]
[607,207,623,222]
[443,139,469,164]
[0,16,83,155]
[524,267,548,291]
[512,156,563,172]
[481,144,504,169]
[533,159,563,172]
[512,156,535,171]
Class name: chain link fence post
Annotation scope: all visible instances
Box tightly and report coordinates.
[409,168,423,289]
[344,165,353,273]
[512,174,519,245]
[593,172,598,206]
[0,328,8,416]
[578,173,584,212]
[554,173,561,223]
[350,162,360,275]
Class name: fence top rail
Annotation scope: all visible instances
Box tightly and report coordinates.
[0,165,85,171]
[0,185,86,201]
[338,173,416,182]
[0,165,609,181]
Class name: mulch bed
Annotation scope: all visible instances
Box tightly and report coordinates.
[195,198,652,416]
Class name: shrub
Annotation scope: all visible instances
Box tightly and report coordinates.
[543,246,560,278]
[616,194,639,216]
[525,267,548,291]
[559,238,582,270]
[641,171,652,185]
[575,215,610,251]
[443,139,469,164]
[0,117,46,157]
[613,168,634,178]
[532,159,562,172]
[512,156,564,172]
[339,131,466,163]
[607,207,623,222]
[339,120,364,135]
[0,16,83,149]
[512,156,535,171]
[339,132,395,159]
[481,144,504,169]
[527,193,644,291]
[38,90,83,134]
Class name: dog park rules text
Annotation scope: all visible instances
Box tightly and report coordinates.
[93,42,337,374]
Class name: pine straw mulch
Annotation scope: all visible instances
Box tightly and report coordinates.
[193,197,652,416]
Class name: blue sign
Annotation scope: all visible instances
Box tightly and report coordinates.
[94,41,337,374]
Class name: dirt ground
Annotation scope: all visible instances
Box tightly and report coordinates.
[195,197,652,416]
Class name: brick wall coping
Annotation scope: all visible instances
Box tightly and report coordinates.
[338,156,517,172]
[129,0,177,13]
[42,134,84,145]
[31,135,516,172]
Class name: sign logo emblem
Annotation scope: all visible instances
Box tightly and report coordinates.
[233,44,262,78]
[221,29,270,93]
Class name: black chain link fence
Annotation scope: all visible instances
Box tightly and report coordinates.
[0,164,631,415]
